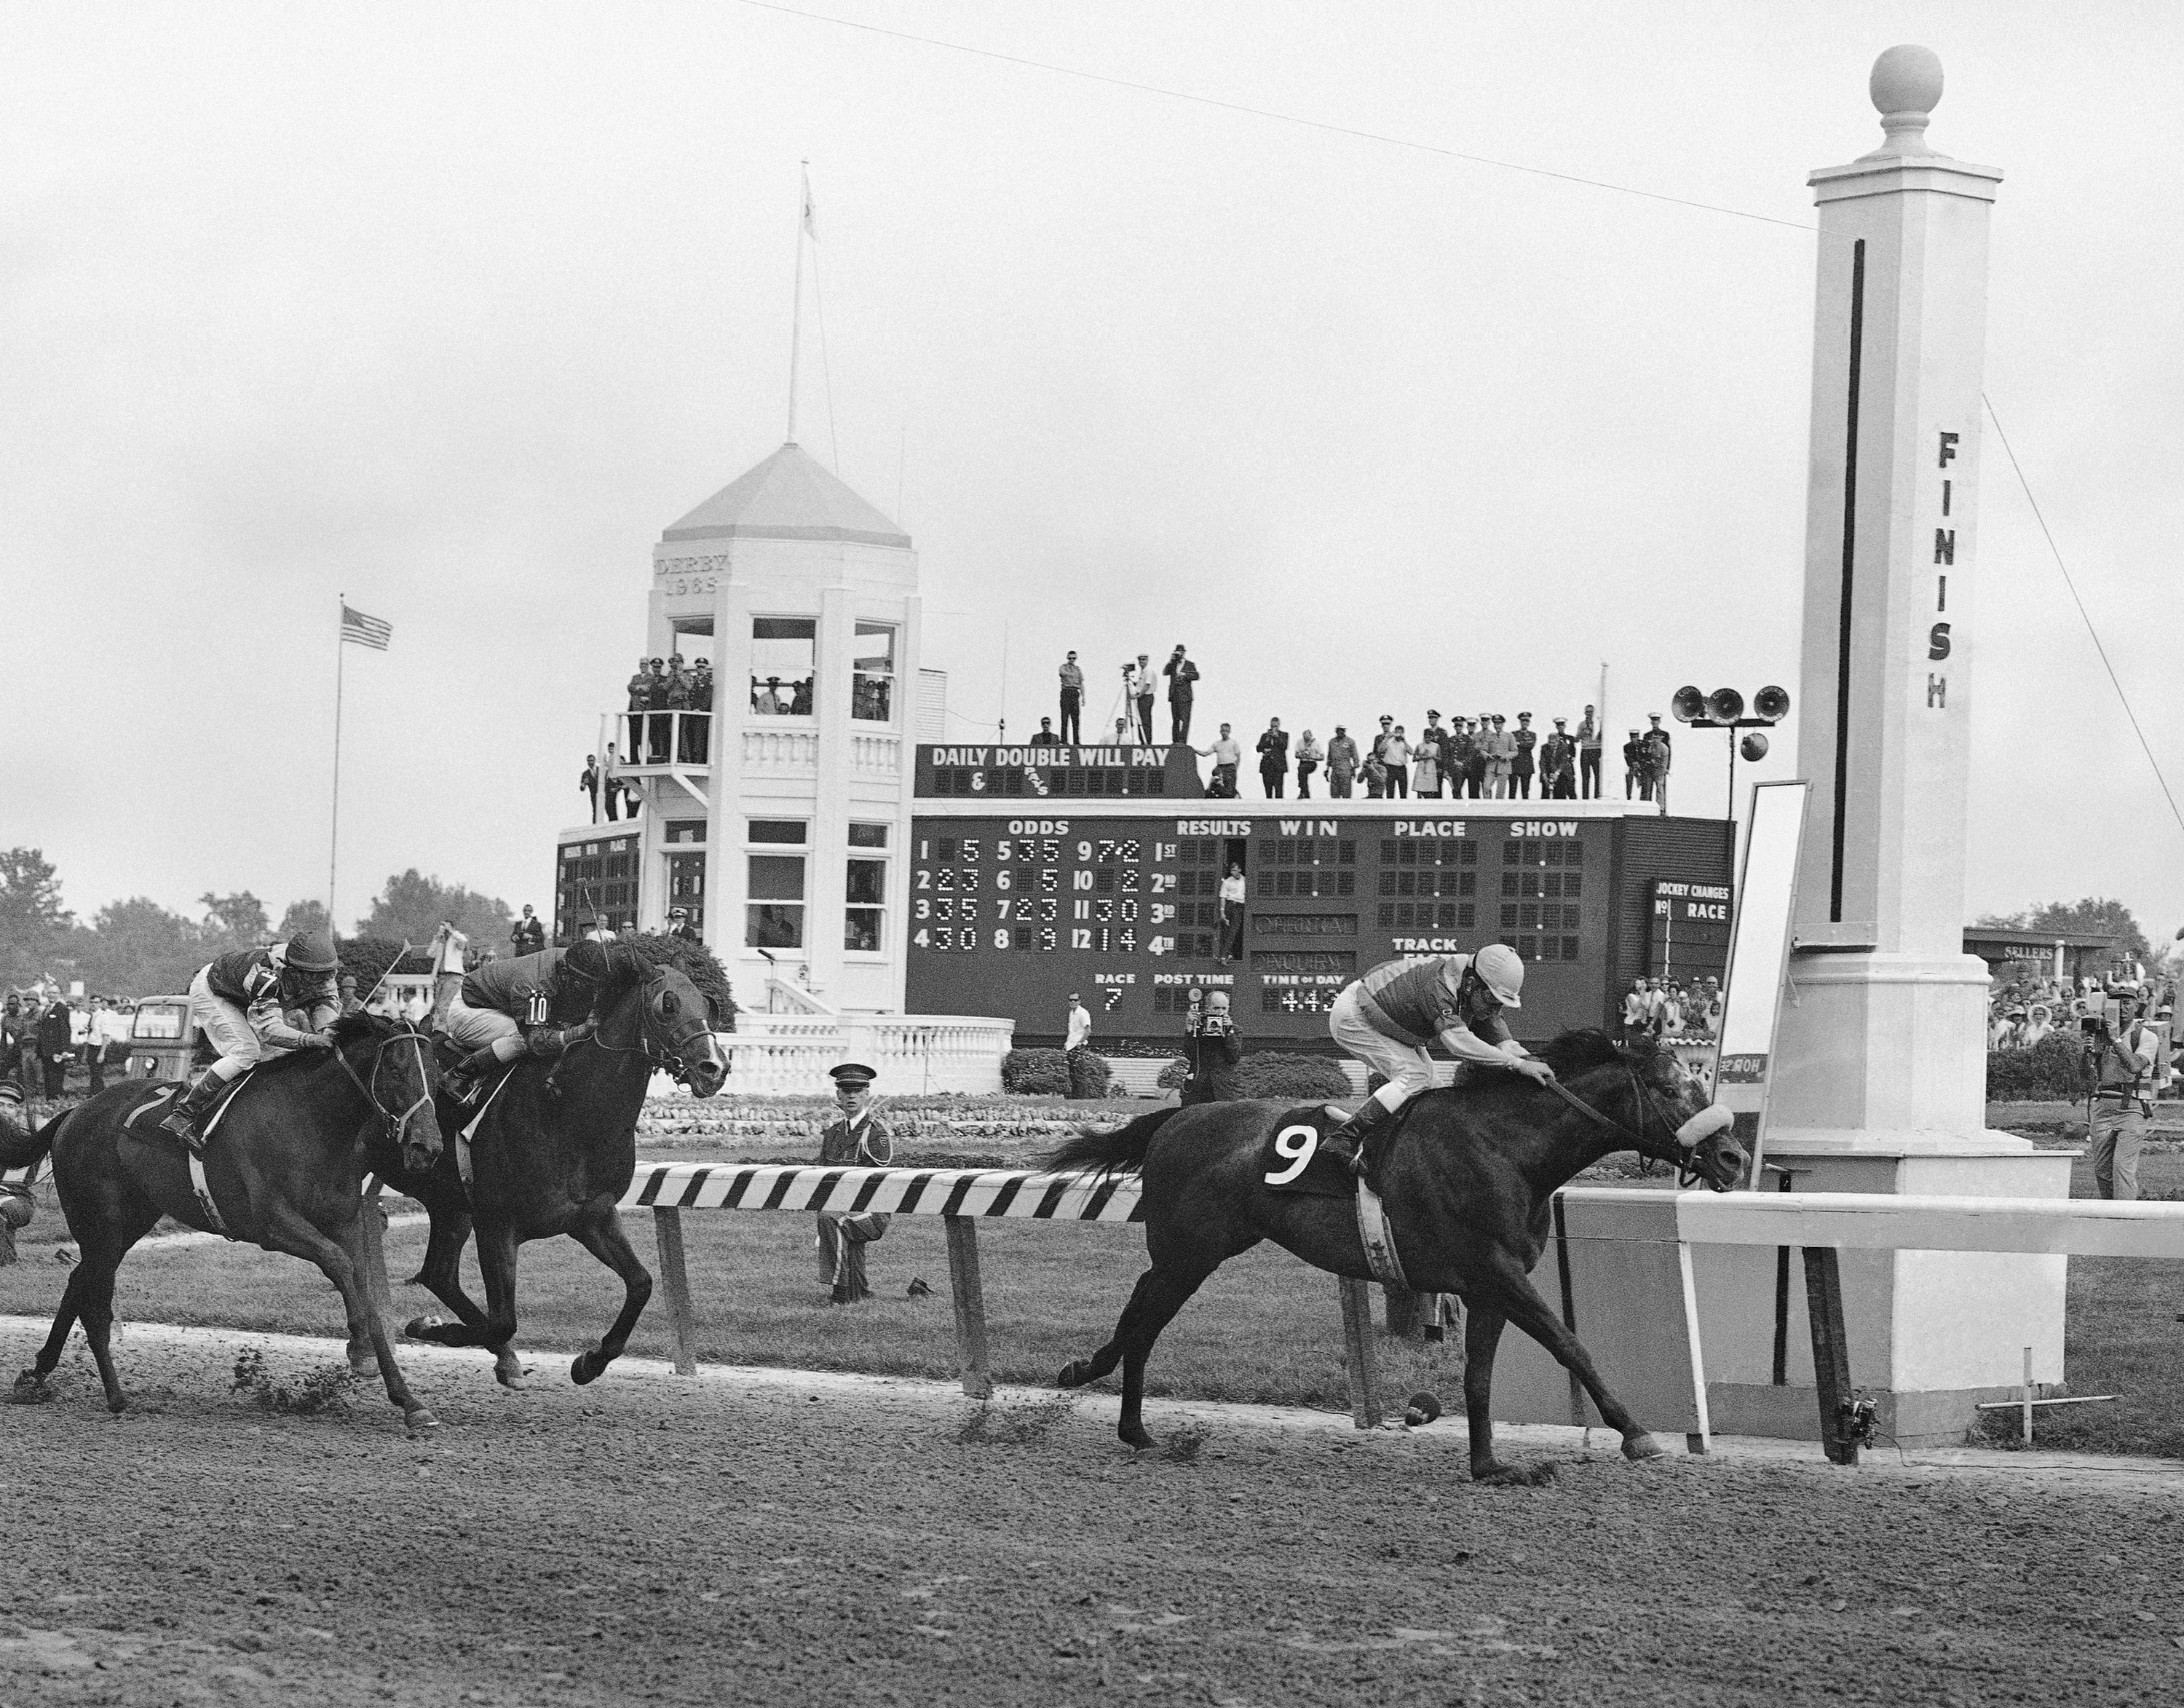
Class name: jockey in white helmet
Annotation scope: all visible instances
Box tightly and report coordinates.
[1321,943,1554,1176]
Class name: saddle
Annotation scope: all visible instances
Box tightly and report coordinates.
[120,1075,256,1239]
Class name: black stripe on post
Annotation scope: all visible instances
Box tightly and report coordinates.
[939,1176,979,1217]
[1086,1177,1123,1219]
[634,1168,667,1206]
[804,1169,847,1211]
[895,1172,935,1214]
[761,1171,804,1210]
[1830,237,1867,923]
[678,1166,712,1209]
[986,1177,1026,1217]
[1033,1179,1072,1219]
[849,1172,887,1211]
[723,1167,761,1209]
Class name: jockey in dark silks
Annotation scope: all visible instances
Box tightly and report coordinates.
[161,931,343,1150]
[440,939,614,1104]
[1319,944,1554,1177]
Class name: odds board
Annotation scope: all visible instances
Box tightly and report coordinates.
[906,745,1732,1044]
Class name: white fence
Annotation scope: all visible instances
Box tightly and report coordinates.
[723,1015,1016,1095]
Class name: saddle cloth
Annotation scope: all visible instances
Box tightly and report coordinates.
[1254,1102,1411,1288]
[120,1075,256,1239]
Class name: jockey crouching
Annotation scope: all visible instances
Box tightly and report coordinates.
[440,941,609,1106]
[1320,944,1554,1177]
[160,930,344,1151]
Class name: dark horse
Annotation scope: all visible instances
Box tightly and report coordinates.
[2,1012,446,1431]
[389,946,727,1386]
[1046,1029,1745,1483]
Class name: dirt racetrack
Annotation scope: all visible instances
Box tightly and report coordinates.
[6,1323,2183,1708]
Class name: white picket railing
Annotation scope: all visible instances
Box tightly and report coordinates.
[721,1015,1016,1095]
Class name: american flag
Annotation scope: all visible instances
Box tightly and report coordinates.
[341,603,392,651]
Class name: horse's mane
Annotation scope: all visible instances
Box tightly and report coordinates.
[257,1008,409,1074]
[620,933,736,1032]
[1531,1027,1626,1078]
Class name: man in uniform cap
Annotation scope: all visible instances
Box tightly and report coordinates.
[816,1062,893,1304]
[668,907,701,945]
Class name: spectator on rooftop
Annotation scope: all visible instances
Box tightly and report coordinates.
[1058,650,1084,745]
[1257,719,1291,798]
[1578,705,1603,799]
[1624,728,1649,800]
[1163,646,1199,742]
[1483,716,1515,798]
[1326,726,1359,798]
[579,753,604,824]
[1112,714,1134,750]
[1295,729,1323,798]
[1645,716,1673,810]
[1128,655,1158,745]
[626,657,653,755]
[682,660,713,763]
[1465,717,1490,799]
[1540,719,1577,800]
[1380,724,1412,799]
[1028,717,1061,747]
[1195,724,1242,797]
[1410,732,1440,799]
[1511,713,1538,799]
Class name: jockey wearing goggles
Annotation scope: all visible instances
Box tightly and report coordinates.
[161,930,342,1150]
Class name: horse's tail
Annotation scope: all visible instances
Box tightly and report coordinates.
[0,1103,56,1173]
[1044,1106,1182,1179]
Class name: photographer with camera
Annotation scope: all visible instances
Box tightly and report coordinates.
[1181,987,1244,1104]
[2084,992,2169,1201]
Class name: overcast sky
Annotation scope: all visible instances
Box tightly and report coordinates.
[4,1,2180,943]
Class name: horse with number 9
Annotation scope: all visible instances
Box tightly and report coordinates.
[1046,1029,1744,1484]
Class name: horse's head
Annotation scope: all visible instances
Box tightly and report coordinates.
[593,949,728,1098]
[1618,1032,1744,1190]
[330,1011,446,1176]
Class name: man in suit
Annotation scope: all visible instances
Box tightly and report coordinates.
[511,904,547,959]
[1163,646,1199,742]
[815,1062,893,1304]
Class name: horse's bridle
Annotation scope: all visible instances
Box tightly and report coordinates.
[1540,1062,1721,1188]
[582,971,714,1086]
[333,1025,438,1155]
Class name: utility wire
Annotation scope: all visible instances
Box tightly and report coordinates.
[733,0,1817,234]
[1984,395,2184,839]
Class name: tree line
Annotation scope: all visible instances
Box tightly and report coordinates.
[0,847,516,998]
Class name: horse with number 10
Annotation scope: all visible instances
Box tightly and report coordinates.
[1047,1029,1745,1484]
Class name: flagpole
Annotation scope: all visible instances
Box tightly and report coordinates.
[786,161,808,443]
[330,595,346,924]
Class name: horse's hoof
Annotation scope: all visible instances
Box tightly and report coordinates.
[1057,1360,1091,1389]
[8,1372,50,1404]
[1622,1431,1669,1463]
[405,1408,443,1436]
[570,1351,606,1385]
[106,1394,129,1416]
[349,1354,379,1380]
[1119,1426,1155,1451]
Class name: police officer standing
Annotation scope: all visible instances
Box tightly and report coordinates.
[1181,989,1243,1104]
[815,1062,893,1304]
[2087,995,2168,1201]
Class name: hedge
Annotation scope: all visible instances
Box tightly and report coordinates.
[1986,1033,2092,1103]
[1065,1045,1112,1100]
[1002,1048,1072,1096]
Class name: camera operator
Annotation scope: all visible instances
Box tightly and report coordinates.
[1181,988,1244,1104]
[2085,992,2169,1201]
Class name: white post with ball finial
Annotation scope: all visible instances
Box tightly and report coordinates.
[1696,49,2072,1447]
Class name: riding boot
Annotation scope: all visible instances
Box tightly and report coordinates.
[157,1070,226,1153]
[443,1045,501,1109]
[1319,1096,1399,1180]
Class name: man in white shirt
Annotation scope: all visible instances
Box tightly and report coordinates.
[1064,992,1092,1053]
[1216,864,1247,963]
[1195,724,1243,797]
[91,995,132,1094]
[1128,655,1157,744]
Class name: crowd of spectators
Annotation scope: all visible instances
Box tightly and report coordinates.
[2,988,135,1101]
[624,655,715,763]
[1621,975,1722,1041]
[1987,970,2177,1052]
[1035,654,1694,807]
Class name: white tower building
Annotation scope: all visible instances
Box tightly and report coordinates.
[560,440,935,1020]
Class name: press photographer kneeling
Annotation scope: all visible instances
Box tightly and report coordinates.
[1181,987,1245,1104]
[2084,992,2170,1202]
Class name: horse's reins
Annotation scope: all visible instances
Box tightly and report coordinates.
[578,972,714,1086]
[1540,1067,1712,1185]
[333,1027,436,1152]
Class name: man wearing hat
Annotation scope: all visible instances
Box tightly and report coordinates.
[1623,728,1649,801]
[816,1063,894,1304]
[668,907,701,945]
[1481,715,1514,799]
[1540,718,1577,800]
[1325,725,1358,797]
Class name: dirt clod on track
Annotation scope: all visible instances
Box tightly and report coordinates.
[7,1326,2183,1707]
